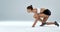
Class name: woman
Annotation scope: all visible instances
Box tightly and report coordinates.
[27,5,59,27]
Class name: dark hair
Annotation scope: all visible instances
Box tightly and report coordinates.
[27,5,33,10]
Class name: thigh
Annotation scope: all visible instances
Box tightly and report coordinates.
[43,15,49,22]
[39,14,49,21]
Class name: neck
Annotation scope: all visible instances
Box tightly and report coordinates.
[32,10,37,14]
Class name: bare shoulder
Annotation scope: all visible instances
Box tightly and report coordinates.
[40,8,46,10]
[40,8,46,13]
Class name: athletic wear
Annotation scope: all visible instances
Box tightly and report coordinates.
[43,9,51,16]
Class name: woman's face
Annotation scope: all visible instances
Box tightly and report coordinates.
[27,9,32,13]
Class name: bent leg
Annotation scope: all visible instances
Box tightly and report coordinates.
[40,15,55,26]
[42,16,56,25]
[39,14,59,26]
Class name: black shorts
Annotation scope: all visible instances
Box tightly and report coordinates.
[43,9,51,16]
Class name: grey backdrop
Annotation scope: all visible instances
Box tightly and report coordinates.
[0,0,60,22]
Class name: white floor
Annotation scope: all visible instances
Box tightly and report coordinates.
[0,21,60,32]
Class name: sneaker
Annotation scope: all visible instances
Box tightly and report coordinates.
[40,23,46,26]
[55,21,59,27]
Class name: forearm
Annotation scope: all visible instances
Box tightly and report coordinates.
[32,19,38,27]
